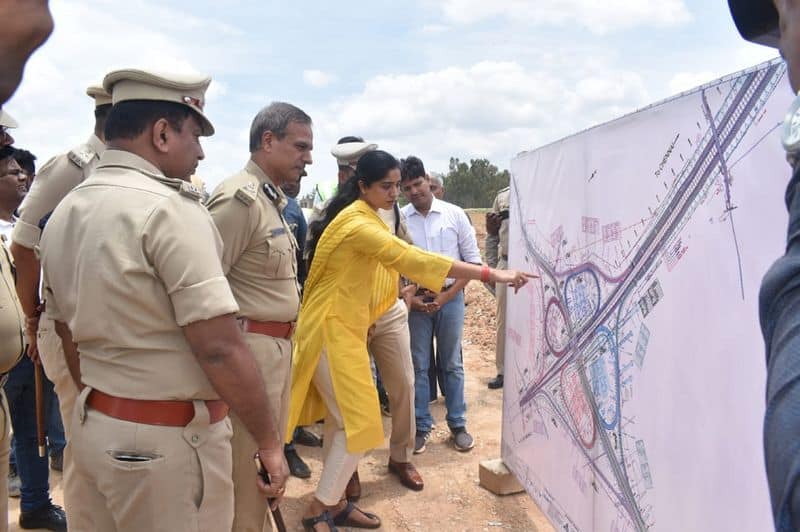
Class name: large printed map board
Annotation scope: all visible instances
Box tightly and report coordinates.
[502,59,789,531]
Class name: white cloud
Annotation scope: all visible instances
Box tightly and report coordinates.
[298,60,651,193]
[6,0,253,190]
[421,24,450,34]
[303,70,335,88]
[1,0,768,200]
[668,71,718,95]
[440,0,691,34]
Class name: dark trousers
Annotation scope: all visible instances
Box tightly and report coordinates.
[4,356,55,512]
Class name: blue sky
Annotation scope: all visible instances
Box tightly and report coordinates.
[5,0,780,194]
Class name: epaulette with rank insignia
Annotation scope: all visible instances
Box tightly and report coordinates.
[263,183,279,203]
[263,183,287,210]
[67,145,96,169]
[179,181,204,202]
[234,181,258,206]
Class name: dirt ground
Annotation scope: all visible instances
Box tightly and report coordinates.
[6,210,554,532]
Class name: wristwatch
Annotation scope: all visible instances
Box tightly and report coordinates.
[782,91,800,168]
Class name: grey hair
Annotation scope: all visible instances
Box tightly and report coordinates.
[249,102,312,153]
[429,174,444,186]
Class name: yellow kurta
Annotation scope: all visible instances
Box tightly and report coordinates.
[286,200,453,453]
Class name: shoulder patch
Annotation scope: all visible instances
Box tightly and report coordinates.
[179,181,204,201]
[234,181,258,206]
[67,145,96,169]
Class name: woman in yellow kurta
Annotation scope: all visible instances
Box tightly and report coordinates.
[289,150,531,531]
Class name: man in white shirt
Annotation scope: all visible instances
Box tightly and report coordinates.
[400,156,482,453]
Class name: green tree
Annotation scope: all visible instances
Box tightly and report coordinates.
[442,157,510,208]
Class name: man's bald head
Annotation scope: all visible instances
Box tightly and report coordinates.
[0,0,54,105]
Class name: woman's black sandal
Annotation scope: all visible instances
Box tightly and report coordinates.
[301,510,337,531]
[332,501,381,529]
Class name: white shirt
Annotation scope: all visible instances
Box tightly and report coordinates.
[401,197,481,286]
[0,217,15,251]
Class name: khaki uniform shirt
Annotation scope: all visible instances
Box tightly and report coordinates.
[12,134,105,250]
[377,206,413,243]
[39,149,239,401]
[205,160,300,323]
[486,187,510,268]
[0,242,23,373]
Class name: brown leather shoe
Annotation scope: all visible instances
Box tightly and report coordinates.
[388,459,424,491]
[346,470,361,502]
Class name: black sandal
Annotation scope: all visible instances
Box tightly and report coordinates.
[301,510,337,531]
[332,501,381,529]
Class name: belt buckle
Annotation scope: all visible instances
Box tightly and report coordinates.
[237,317,247,332]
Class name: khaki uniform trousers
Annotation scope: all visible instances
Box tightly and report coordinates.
[37,317,82,524]
[231,333,292,532]
[69,387,234,532]
[368,299,415,462]
[495,258,508,375]
[0,390,10,532]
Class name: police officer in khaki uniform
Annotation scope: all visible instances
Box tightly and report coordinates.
[9,84,111,525]
[327,139,425,493]
[0,109,17,146]
[206,101,311,532]
[38,68,288,532]
[0,146,27,532]
[485,186,510,389]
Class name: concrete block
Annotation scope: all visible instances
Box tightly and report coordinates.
[479,458,524,495]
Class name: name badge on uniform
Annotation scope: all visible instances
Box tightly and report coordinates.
[268,227,287,238]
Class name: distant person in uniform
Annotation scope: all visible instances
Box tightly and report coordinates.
[38,68,288,531]
[485,186,510,389]
[0,146,27,532]
[429,174,444,200]
[289,149,532,531]
[206,101,311,531]
[10,147,66,476]
[10,84,112,527]
[0,145,64,531]
[0,110,17,148]
[0,0,53,105]
[9,148,66,463]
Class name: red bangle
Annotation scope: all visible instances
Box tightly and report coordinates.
[481,265,491,283]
